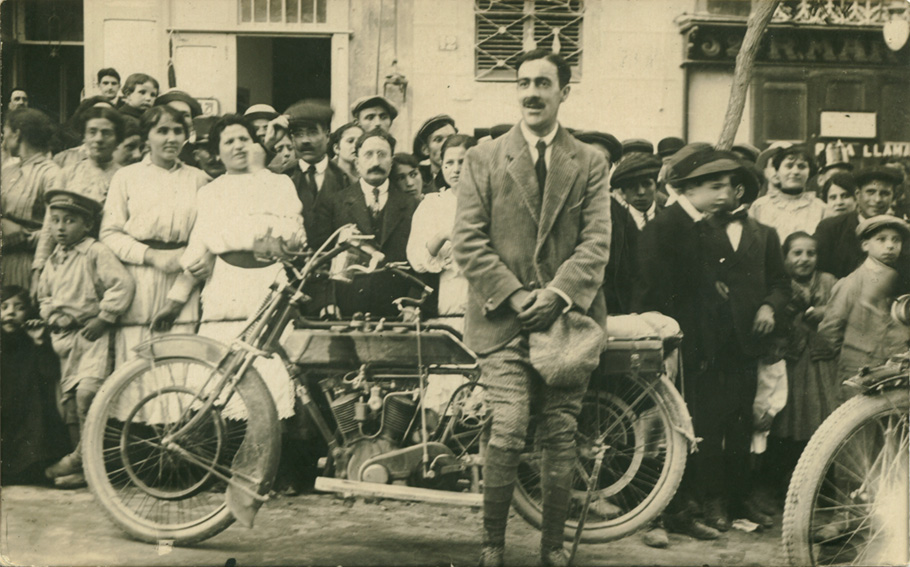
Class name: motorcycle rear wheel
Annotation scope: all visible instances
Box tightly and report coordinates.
[512,374,688,543]
[782,388,909,566]
[83,346,280,545]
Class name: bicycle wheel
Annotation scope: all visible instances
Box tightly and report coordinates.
[83,343,280,545]
[512,374,688,543]
[783,388,909,566]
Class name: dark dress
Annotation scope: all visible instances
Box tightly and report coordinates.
[1,329,70,484]
[772,272,841,441]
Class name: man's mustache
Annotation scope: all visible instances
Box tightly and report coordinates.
[523,97,545,109]
[296,144,314,152]
[368,166,387,175]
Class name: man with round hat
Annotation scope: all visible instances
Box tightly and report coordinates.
[351,95,397,134]
[816,165,909,290]
[413,114,457,191]
[657,136,685,163]
[154,89,203,121]
[621,137,654,157]
[611,153,664,231]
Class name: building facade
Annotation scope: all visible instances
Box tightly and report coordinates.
[3,0,908,158]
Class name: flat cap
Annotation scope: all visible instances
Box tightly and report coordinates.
[657,137,686,158]
[856,214,910,239]
[351,95,398,121]
[45,190,102,219]
[574,130,623,163]
[285,100,334,126]
[610,153,663,188]
[854,166,903,188]
[731,143,761,164]
[154,89,203,118]
[621,138,654,155]
[413,114,456,159]
[243,104,278,122]
[669,147,759,203]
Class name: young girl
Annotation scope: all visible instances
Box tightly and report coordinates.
[117,73,159,120]
[406,134,476,330]
[769,233,839,469]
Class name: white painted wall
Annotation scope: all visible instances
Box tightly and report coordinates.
[687,67,753,145]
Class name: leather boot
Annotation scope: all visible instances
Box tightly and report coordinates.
[539,445,576,558]
[480,445,520,566]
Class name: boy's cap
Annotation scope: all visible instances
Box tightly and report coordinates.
[668,147,759,202]
[610,153,663,188]
[351,95,398,121]
[285,100,334,127]
[574,130,623,163]
[657,137,686,158]
[732,142,761,163]
[243,104,279,122]
[413,114,456,159]
[855,166,903,188]
[154,89,203,118]
[45,190,102,218]
[856,214,910,239]
[621,138,654,155]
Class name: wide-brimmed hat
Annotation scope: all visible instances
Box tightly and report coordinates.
[243,104,278,122]
[45,190,102,220]
[574,130,623,164]
[854,166,903,188]
[610,153,663,188]
[154,89,203,118]
[350,95,398,121]
[856,214,910,239]
[669,147,760,203]
[412,114,456,160]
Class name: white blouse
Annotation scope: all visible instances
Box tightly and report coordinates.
[407,189,467,316]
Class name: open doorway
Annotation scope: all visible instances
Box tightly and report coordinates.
[236,36,331,115]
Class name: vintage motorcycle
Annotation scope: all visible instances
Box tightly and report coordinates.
[782,294,910,566]
[82,225,694,547]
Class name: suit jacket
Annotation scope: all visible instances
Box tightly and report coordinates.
[452,125,612,355]
[633,202,713,368]
[604,195,638,314]
[312,180,418,317]
[816,211,910,293]
[700,216,791,358]
[287,158,351,239]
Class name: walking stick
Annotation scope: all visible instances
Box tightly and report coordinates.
[568,433,609,567]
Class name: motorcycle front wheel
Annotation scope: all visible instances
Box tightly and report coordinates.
[782,388,909,566]
[83,342,280,545]
[512,373,688,543]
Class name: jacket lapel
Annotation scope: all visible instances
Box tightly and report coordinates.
[538,128,579,242]
[505,126,542,224]
[727,218,759,268]
[341,185,373,236]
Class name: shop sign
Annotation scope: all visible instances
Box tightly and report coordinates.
[814,141,910,159]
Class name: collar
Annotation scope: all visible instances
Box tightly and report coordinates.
[142,154,183,172]
[675,194,705,222]
[769,190,814,208]
[520,121,559,150]
[863,256,895,274]
[52,236,93,256]
[299,154,329,174]
[359,177,390,195]
[19,153,49,168]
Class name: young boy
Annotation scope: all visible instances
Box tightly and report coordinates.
[816,215,910,385]
[636,147,790,541]
[749,145,827,241]
[37,191,135,487]
[1,286,70,486]
[117,73,159,119]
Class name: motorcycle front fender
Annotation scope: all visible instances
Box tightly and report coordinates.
[130,333,281,528]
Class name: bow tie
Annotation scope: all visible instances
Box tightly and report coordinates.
[713,208,748,225]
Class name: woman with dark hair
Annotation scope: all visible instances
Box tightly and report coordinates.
[153,114,303,419]
[1,108,63,289]
[55,96,117,162]
[331,122,363,184]
[821,171,857,218]
[101,105,210,370]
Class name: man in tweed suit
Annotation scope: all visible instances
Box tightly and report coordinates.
[453,49,611,567]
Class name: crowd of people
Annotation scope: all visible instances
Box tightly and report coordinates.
[2,54,909,563]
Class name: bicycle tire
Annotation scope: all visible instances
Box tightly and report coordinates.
[782,388,909,566]
[83,339,281,546]
[512,374,689,543]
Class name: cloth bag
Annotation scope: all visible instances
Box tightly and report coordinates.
[530,311,606,388]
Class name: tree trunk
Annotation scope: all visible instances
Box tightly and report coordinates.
[716,0,780,150]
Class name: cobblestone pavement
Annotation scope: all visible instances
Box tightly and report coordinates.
[1,485,785,566]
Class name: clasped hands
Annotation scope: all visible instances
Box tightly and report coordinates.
[508,288,566,332]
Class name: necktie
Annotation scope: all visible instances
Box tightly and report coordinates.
[535,139,547,193]
[371,187,381,218]
[306,164,317,195]
[713,208,748,226]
